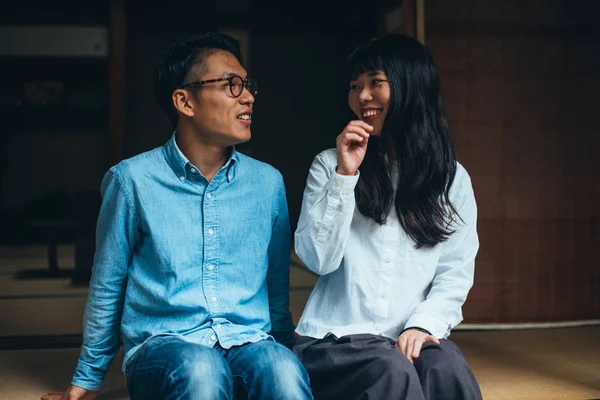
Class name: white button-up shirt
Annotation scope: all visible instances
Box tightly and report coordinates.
[294,149,479,340]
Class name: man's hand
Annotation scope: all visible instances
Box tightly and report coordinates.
[41,385,98,400]
[396,328,441,363]
[336,120,373,176]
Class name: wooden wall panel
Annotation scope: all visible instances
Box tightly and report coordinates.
[426,0,600,322]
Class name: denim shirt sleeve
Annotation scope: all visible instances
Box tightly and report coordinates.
[266,172,295,348]
[71,168,140,390]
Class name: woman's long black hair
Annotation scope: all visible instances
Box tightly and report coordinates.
[345,34,459,248]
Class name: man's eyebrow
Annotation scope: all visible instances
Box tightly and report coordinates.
[220,71,247,79]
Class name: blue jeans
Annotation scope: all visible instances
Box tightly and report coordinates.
[125,335,313,400]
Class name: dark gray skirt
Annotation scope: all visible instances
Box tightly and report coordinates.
[294,333,482,400]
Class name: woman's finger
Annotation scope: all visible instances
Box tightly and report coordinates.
[406,335,416,363]
[339,132,367,145]
[348,120,375,132]
[412,339,423,359]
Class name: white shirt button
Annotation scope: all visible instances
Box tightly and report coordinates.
[206,193,212,199]
[190,168,196,173]
[211,296,218,302]
[210,335,216,341]
[208,229,214,235]
[228,175,233,180]
[207,264,214,271]
[216,324,222,329]
[385,258,391,263]
[179,176,185,181]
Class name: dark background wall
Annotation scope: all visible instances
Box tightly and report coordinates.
[0,0,598,323]
[0,2,111,241]
[0,0,379,241]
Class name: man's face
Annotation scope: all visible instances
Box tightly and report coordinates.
[188,50,254,146]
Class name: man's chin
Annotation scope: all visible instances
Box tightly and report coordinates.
[239,131,252,142]
[226,131,251,147]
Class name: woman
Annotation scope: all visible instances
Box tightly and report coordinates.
[293,34,482,400]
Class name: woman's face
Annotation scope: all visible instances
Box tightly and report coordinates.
[348,70,391,137]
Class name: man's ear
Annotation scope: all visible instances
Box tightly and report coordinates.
[172,89,195,118]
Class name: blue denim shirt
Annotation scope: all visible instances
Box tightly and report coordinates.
[72,135,294,390]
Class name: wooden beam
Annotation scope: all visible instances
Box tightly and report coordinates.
[402,0,416,38]
[108,0,126,166]
[416,0,425,44]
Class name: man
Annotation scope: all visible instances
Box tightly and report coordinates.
[42,32,312,400]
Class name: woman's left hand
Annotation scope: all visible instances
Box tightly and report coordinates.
[396,328,440,363]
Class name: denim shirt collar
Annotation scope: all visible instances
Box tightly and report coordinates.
[164,132,238,183]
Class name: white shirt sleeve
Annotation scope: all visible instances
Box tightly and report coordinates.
[294,150,359,275]
[404,167,479,338]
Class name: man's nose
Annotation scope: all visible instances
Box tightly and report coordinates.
[239,87,255,105]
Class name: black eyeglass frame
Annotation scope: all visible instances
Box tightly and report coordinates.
[181,75,258,98]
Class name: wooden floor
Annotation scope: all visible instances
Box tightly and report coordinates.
[1,245,599,400]
[453,328,600,400]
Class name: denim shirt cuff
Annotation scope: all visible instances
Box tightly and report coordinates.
[71,360,105,391]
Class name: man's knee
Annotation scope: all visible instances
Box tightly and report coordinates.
[172,345,233,395]
[245,342,311,399]
[128,338,233,399]
[271,354,310,385]
[263,344,309,375]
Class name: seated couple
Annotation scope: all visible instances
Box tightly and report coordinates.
[43,32,481,400]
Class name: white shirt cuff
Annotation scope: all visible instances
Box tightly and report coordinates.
[404,312,451,339]
[328,168,359,196]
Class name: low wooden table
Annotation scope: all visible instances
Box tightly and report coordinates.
[22,219,75,278]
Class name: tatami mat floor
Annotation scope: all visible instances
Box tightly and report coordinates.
[0,245,598,400]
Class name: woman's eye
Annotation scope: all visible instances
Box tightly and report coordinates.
[349,84,359,91]
[372,79,382,85]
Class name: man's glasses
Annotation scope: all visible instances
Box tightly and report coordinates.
[182,75,258,98]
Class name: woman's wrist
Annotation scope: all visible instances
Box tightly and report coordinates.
[335,166,358,176]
